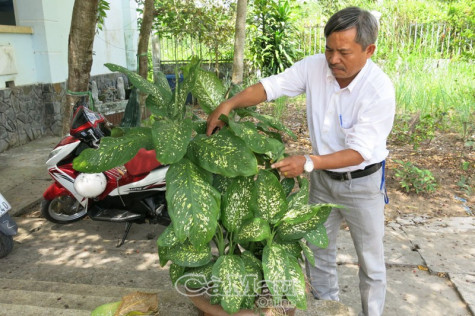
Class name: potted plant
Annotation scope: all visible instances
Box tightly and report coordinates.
[73,59,336,314]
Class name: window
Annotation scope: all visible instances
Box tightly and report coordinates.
[0,0,15,26]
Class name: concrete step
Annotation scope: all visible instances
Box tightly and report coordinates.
[0,217,201,315]
[0,278,198,315]
[0,303,90,316]
[2,252,173,290]
[0,288,118,312]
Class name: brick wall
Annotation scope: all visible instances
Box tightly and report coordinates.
[0,73,129,153]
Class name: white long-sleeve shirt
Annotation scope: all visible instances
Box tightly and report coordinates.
[260,54,395,172]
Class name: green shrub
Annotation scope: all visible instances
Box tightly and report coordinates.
[394,160,437,194]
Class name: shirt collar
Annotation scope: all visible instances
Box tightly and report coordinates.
[326,59,372,93]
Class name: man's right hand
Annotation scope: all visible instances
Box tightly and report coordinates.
[205,82,268,136]
[206,101,233,136]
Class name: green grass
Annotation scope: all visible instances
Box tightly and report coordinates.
[378,55,474,137]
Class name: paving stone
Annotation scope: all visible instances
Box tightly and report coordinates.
[336,226,425,266]
[402,217,475,274]
[449,273,475,315]
[337,264,472,316]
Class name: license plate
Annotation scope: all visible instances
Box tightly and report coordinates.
[0,193,12,217]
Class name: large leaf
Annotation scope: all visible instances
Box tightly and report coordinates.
[280,204,318,226]
[262,243,287,303]
[241,250,263,271]
[145,71,174,118]
[212,174,233,194]
[236,108,297,140]
[277,204,333,241]
[120,88,141,127]
[284,254,307,310]
[174,61,200,118]
[283,203,339,226]
[156,225,179,248]
[281,177,296,197]
[105,63,172,106]
[154,70,173,100]
[178,261,214,289]
[212,255,246,314]
[157,244,171,267]
[221,176,255,232]
[152,117,192,164]
[170,263,186,285]
[167,239,212,267]
[192,68,226,114]
[240,251,263,309]
[146,94,172,118]
[299,240,315,267]
[187,129,258,177]
[73,128,153,172]
[234,218,271,243]
[253,170,288,224]
[305,224,329,249]
[166,158,221,247]
[287,177,309,210]
[192,120,207,135]
[227,119,285,162]
[275,240,302,259]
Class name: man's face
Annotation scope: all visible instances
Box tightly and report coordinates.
[325,27,375,88]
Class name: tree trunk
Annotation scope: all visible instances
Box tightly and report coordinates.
[137,0,156,119]
[231,0,248,85]
[63,0,99,135]
[137,0,155,79]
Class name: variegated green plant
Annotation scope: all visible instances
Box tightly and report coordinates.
[72,59,339,313]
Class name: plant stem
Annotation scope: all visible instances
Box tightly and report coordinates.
[228,232,235,255]
[216,224,225,256]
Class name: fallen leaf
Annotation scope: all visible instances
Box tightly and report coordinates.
[115,291,159,316]
[417,265,429,271]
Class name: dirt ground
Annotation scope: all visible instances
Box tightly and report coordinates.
[263,100,474,223]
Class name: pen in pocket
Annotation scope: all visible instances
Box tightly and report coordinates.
[339,114,343,127]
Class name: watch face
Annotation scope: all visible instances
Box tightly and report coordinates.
[304,155,314,172]
[304,163,313,172]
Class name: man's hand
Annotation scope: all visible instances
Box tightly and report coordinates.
[271,156,306,178]
[206,102,233,136]
[206,83,268,136]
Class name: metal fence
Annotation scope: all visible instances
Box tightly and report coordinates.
[156,36,231,64]
[298,21,474,58]
[155,21,473,67]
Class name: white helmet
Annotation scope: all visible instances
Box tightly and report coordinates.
[74,173,107,198]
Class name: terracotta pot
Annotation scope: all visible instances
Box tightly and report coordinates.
[186,290,296,316]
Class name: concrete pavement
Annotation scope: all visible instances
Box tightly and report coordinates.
[0,136,473,315]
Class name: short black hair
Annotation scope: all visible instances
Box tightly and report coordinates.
[324,7,378,49]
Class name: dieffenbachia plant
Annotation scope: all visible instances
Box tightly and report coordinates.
[73,58,338,313]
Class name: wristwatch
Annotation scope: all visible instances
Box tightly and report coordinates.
[303,155,314,173]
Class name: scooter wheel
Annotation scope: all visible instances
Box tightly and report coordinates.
[0,232,13,259]
[41,197,87,224]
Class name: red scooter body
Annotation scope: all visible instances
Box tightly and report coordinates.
[42,106,169,246]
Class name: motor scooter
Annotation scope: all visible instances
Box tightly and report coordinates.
[42,106,170,246]
[0,193,18,258]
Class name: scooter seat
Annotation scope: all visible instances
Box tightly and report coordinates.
[125,148,161,176]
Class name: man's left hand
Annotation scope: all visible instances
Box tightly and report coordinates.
[271,156,306,178]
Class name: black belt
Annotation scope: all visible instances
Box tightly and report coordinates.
[323,162,382,181]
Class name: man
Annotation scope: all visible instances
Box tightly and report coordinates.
[206,6,395,316]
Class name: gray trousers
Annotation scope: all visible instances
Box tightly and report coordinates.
[306,169,386,316]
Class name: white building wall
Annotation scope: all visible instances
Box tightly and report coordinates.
[0,0,138,88]
[91,0,138,75]
[0,33,36,87]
